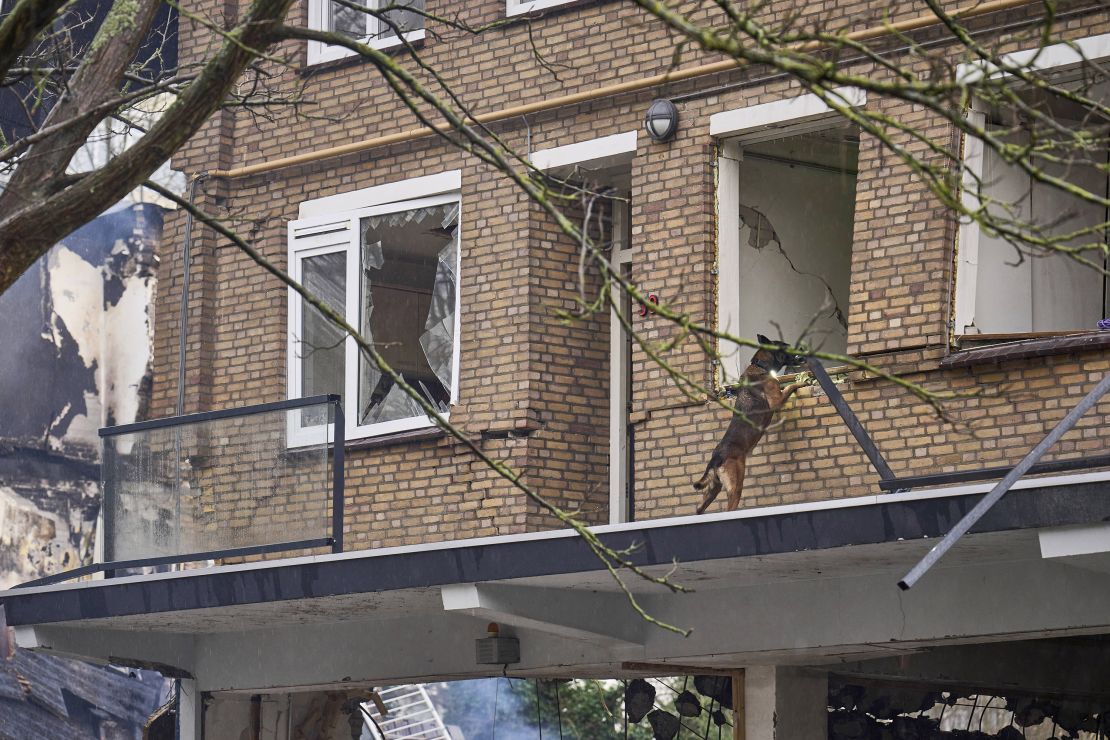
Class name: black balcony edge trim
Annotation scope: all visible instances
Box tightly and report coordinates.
[99,395,340,437]
[12,537,334,589]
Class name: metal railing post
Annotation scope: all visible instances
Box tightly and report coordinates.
[899,371,1110,590]
[100,439,116,567]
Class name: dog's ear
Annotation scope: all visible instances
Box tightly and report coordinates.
[756,334,770,345]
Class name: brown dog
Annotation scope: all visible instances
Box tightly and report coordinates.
[695,335,807,514]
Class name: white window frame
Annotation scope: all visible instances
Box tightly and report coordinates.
[608,202,633,525]
[531,131,638,524]
[306,0,426,65]
[953,32,1110,339]
[711,87,865,384]
[506,0,578,17]
[288,215,353,448]
[288,172,462,444]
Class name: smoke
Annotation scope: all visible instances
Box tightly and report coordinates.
[427,678,559,740]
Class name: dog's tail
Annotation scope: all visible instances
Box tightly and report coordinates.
[693,461,719,491]
[695,463,722,515]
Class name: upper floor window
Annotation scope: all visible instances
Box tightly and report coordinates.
[307,0,426,65]
[713,88,864,383]
[954,34,1110,339]
[506,0,578,17]
[288,173,461,441]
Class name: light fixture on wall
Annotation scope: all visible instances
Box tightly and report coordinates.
[644,99,679,142]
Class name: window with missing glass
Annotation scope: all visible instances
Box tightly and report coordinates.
[357,199,457,429]
[713,87,866,384]
[288,184,460,443]
[956,82,1110,338]
[306,0,425,65]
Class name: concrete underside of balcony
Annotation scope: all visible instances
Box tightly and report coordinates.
[4,474,1110,695]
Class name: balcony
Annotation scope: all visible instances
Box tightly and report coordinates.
[20,395,344,588]
[3,386,1110,714]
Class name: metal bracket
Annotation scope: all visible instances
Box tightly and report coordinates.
[806,359,896,483]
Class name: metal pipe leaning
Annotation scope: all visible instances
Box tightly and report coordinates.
[898,371,1110,590]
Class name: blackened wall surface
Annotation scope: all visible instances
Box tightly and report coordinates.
[0,204,167,739]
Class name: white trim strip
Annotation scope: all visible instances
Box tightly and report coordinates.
[529,131,638,172]
[506,0,579,17]
[1039,521,1110,559]
[956,31,1110,83]
[298,170,462,218]
[709,86,866,138]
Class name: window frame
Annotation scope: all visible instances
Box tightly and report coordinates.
[952,32,1110,341]
[710,87,866,386]
[306,0,426,66]
[530,131,638,524]
[344,192,461,439]
[288,178,462,445]
[288,215,354,449]
[505,0,580,16]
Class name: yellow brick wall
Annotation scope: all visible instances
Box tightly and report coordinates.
[153,0,1110,549]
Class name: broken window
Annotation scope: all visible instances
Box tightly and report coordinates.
[357,200,458,428]
[724,123,857,376]
[288,186,460,442]
[957,82,1110,336]
[307,0,425,64]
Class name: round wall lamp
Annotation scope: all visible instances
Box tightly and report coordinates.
[644,99,679,142]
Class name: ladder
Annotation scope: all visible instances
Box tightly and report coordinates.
[362,684,453,740]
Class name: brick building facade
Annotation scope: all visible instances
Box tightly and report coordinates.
[7,2,1110,738]
[157,0,1110,536]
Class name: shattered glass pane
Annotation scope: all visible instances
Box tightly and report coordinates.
[358,201,457,428]
[419,240,457,393]
[330,0,367,37]
[376,0,425,39]
[735,124,856,364]
[361,383,424,424]
[362,238,384,270]
[300,252,346,427]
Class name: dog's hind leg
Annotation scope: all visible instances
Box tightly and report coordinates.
[724,457,747,511]
[695,467,722,514]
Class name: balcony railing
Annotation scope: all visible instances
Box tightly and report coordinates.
[17,395,344,588]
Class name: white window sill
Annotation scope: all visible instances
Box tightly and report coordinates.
[344,425,445,451]
[288,414,446,451]
[307,28,426,67]
[350,413,446,441]
[507,0,580,16]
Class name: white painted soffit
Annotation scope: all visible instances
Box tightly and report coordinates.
[1039,521,1110,575]
[956,31,1110,84]
[529,131,638,173]
[709,86,866,139]
[297,170,462,219]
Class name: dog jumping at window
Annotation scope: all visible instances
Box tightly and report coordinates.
[695,335,807,514]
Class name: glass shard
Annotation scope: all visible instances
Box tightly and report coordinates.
[358,201,457,428]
